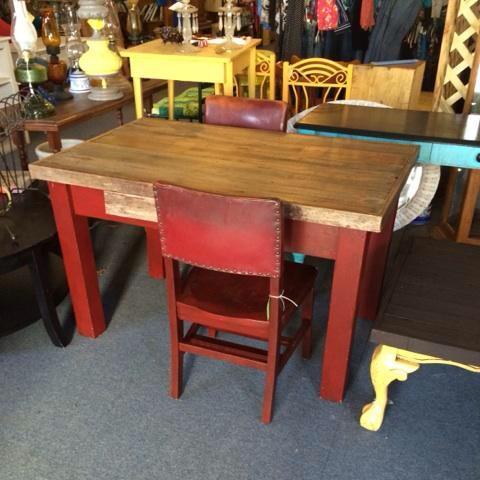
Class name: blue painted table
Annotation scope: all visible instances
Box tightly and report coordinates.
[294,104,480,169]
[295,104,480,244]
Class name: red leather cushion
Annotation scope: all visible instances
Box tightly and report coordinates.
[154,182,283,277]
[204,95,289,132]
[177,261,317,324]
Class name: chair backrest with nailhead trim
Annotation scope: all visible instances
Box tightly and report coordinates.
[154,182,283,278]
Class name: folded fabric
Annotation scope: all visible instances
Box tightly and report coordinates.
[151,86,214,119]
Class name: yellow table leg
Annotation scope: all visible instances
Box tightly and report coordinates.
[214,83,222,95]
[360,344,480,432]
[133,77,144,119]
[168,79,175,121]
[360,345,418,432]
[224,63,234,97]
[248,46,256,99]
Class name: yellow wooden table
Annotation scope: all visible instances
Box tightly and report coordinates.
[120,39,262,120]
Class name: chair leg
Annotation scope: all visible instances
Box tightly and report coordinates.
[28,248,71,347]
[170,348,184,399]
[206,328,217,338]
[170,316,184,399]
[262,338,280,424]
[302,289,314,359]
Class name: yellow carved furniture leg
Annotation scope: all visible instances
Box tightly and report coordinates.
[361,345,480,431]
[360,238,480,432]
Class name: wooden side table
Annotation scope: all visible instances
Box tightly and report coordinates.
[23,78,167,153]
[120,39,261,120]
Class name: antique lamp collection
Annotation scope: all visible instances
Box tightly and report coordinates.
[9,0,127,106]
[8,0,250,109]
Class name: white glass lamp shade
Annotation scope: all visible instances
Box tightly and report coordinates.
[77,0,108,20]
[11,0,38,59]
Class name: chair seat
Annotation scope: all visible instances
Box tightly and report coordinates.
[177,260,316,333]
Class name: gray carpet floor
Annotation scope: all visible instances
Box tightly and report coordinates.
[1,106,479,480]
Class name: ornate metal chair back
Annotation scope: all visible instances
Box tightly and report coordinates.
[282,58,353,115]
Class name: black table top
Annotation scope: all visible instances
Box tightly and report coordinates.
[295,104,480,147]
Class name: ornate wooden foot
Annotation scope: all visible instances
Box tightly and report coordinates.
[360,345,419,431]
[360,345,480,431]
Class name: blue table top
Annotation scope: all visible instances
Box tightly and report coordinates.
[295,104,480,147]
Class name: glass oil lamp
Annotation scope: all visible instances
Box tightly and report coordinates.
[11,0,55,119]
[218,0,242,50]
[62,2,90,93]
[169,0,199,53]
[77,0,123,101]
[126,0,143,46]
[41,7,72,100]
[104,0,124,49]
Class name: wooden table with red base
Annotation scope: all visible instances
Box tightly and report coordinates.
[29,119,417,402]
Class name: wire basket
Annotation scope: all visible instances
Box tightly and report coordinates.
[0,92,31,216]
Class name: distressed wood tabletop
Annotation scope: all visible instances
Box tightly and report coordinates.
[29,118,418,232]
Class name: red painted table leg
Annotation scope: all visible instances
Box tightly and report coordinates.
[357,208,396,321]
[145,226,165,279]
[48,182,106,337]
[320,228,368,402]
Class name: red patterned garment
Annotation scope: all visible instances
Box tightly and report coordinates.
[317,0,339,31]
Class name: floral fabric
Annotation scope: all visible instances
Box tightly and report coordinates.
[317,0,339,31]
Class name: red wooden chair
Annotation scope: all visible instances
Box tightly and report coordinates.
[154,182,317,423]
[204,95,289,132]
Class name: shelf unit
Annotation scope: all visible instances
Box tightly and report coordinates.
[0,37,18,99]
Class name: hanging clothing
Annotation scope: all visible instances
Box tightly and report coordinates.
[260,0,270,27]
[364,0,423,63]
[335,0,351,33]
[431,0,447,18]
[280,0,304,60]
[268,0,277,30]
[301,0,353,60]
[276,0,288,34]
[314,29,354,61]
[360,0,375,30]
[351,0,370,58]
[317,0,339,31]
